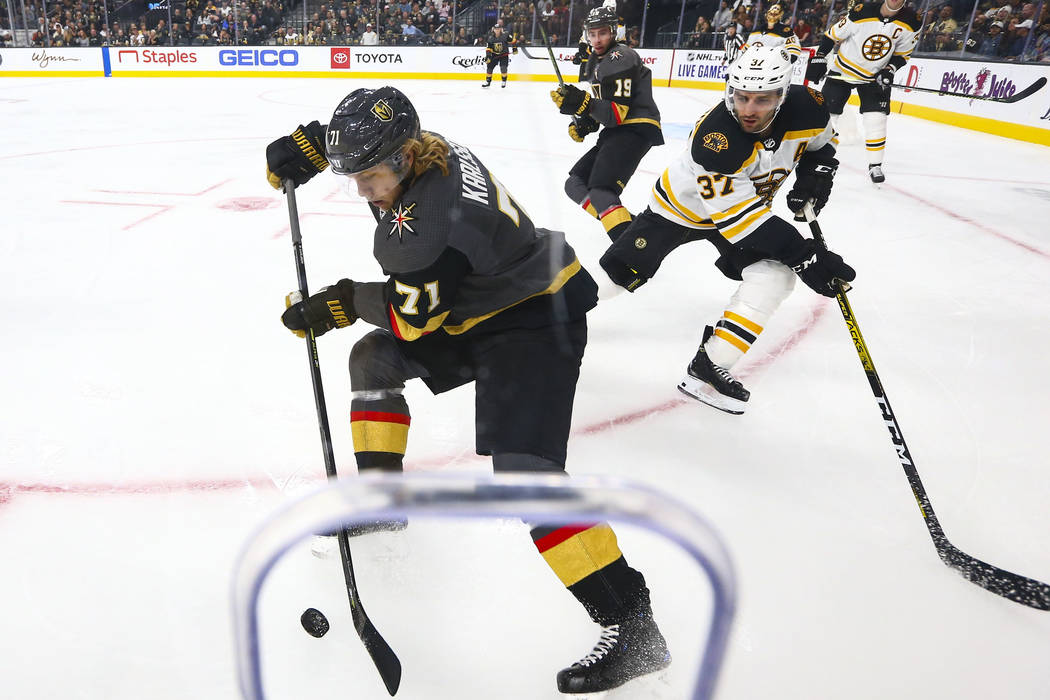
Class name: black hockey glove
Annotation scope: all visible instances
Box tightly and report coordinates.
[804,54,827,83]
[784,240,855,298]
[266,121,329,191]
[568,115,600,142]
[874,66,896,91]
[599,249,648,292]
[281,279,357,338]
[550,84,591,117]
[786,153,838,218]
[571,47,587,65]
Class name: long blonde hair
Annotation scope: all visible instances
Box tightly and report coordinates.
[404,131,450,179]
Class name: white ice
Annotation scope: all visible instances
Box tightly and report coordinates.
[1,76,1049,700]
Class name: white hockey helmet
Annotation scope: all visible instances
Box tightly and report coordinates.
[724,45,794,125]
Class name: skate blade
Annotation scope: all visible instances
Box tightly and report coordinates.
[677,376,746,415]
[559,660,672,698]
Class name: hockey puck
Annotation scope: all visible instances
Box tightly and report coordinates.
[300,607,330,638]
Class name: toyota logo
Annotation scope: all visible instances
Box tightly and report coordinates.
[332,49,349,65]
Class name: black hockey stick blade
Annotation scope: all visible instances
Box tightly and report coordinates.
[336,529,402,695]
[940,543,1050,610]
[892,76,1046,103]
[519,45,549,60]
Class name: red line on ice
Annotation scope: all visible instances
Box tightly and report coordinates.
[0,301,830,505]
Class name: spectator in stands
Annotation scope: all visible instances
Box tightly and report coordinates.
[795,13,813,45]
[713,1,734,31]
[964,14,988,52]
[978,20,1004,54]
[1002,17,1031,57]
[1031,20,1050,60]
[934,5,959,36]
[362,22,379,44]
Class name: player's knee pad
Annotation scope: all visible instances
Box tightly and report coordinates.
[492,452,565,473]
[564,173,589,205]
[586,186,621,216]
[733,259,796,317]
[349,330,412,392]
[706,260,795,368]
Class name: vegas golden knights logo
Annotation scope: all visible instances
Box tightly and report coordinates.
[862,35,892,60]
[702,132,730,152]
[371,99,393,122]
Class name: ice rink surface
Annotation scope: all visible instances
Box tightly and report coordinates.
[2,76,1049,699]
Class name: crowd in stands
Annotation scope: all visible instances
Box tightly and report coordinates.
[2,0,1047,61]
[679,0,1049,62]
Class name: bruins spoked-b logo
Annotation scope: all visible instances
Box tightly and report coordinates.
[862,35,892,61]
[371,99,393,122]
[702,132,730,153]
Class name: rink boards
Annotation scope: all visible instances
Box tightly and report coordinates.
[1,45,1047,144]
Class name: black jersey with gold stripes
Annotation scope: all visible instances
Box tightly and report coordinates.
[358,133,595,341]
[485,33,510,58]
[583,43,663,146]
[648,86,834,244]
[824,2,921,84]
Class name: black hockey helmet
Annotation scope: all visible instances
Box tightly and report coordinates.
[326,86,421,176]
[584,5,618,31]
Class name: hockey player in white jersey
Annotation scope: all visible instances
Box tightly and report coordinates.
[598,47,855,414]
[746,4,803,62]
[805,0,920,183]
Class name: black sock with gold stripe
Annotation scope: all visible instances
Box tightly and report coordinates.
[350,396,410,472]
[531,522,651,625]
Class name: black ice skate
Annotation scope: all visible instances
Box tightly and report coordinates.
[482,79,492,88]
[677,341,750,415]
[556,612,671,694]
[868,164,885,184]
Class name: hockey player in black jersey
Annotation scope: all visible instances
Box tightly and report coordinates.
[265,86,669,694]
[482,23,511,88]
[551,4,663,243]
[805,0,921,183]
[598,47,856,414]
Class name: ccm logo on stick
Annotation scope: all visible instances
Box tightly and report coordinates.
[218,49,299,66]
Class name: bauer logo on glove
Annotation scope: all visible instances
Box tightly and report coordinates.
[281,279,358,338]
[550,84,592,117]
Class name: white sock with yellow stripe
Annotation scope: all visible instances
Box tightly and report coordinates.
[861,111,887,165]
[705,260,796,369]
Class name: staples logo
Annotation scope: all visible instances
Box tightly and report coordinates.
[218,49,298,66]
[331,47,350,69]
[117,48,198,64]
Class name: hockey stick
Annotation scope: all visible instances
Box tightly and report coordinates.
[283,180,403,695]
[537,22,568,85]
[801,203,1050,611]
[892,76,1046,104]
[519,44,551,60]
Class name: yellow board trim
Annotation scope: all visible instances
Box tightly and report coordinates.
[540,524,623,587]
[350,420,409,455]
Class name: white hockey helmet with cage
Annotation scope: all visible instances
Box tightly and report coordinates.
[724,45,794,124]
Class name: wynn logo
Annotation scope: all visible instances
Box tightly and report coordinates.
[32,49,81,68]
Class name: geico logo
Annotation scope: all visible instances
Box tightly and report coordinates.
[354,53,403,63]
[218,49,299,66]
[452,55,486,68]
